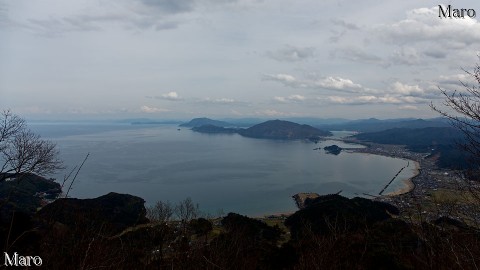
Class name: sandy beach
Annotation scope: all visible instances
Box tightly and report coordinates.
[386,160,420,196]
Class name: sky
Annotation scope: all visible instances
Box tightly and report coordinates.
[0,0,479,120]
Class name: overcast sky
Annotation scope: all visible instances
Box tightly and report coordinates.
[0,0,479,120]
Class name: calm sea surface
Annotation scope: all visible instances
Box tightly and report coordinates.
[30,123,416,216]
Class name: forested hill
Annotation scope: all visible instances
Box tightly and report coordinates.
[352,127,464,145]
[318,118,449,132]
[239,120,331,140]
[191,119,332,140]
[353,127,469,169]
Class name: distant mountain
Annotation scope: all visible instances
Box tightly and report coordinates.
[318,118,450,132]
[239,120,331,140]
[180,118,233,128]
[352,127,463,146]
[284,117,350,126]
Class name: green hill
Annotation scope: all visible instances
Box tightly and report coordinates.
[239,120,331,140]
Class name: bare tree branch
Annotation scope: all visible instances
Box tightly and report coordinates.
[0,110,63,181]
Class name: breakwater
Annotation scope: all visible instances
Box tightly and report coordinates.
[379,161,409,195]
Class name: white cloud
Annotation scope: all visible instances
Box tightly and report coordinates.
[390,82,424,96]
[313,76,363,91]
[264,73,369,93]
[263,74,303,87]
[140,105,169,113]
[378,6,480,48]
[201,97,237,104]
[325,94,427,105]
[155,91,182,101]
[274,94,306,103]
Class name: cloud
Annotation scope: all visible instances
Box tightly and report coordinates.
[274,94,306,103]
[255,109,297,117]
[331,19,360,31]
[135,0,251,15]
[325,95,427,105]
[377,6,480,48]
[200,97,238,104]
[263,74,306,88]
[267,45,315,62]
[398,105,419,110]
[423,49,446,59]
[332,47,386,66]
[313,76,363,91]
[6,0,262,36]
[161,91,181,100]
[389,82,424,96]
[329,19,361,43]
[148,91,182,101]
[25,17,101,37]
[140,105,169,113]
[137,0,196,14]
[263,73,368,93]
[438,73,475,86]
[326,96,390,105]
[390,47,420,66]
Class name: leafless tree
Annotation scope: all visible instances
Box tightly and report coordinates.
[175,197,200,223]
[147,200,174,223]
[0,110,63,182]
[431,62,480,212]
[431,62,480,170]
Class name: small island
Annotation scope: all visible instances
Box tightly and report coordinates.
[324,145,342,155]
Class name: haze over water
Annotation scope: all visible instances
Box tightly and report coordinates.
[31,123,416,216]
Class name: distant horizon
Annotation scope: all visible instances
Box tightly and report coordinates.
[25,115,447,123]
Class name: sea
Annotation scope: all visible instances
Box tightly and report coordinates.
[29,122,417,216]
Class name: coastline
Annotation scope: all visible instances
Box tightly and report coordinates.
[259,145,423,219]
[343,139,422,197]
[385,160,420,196]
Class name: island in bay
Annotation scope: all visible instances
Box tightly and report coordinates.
[188,118,332,140]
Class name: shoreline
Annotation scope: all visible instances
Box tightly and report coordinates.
[260,147,422,219]
[385,160,420,196]
[342,139,424,198]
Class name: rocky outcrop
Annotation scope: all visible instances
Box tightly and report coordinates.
[0,173,61,218]
[286,194,400,238]
[36,192,148,235]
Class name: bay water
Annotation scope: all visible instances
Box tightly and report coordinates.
[30,123,416,216]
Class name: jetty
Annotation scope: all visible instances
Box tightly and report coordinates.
[379,162,408,195]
